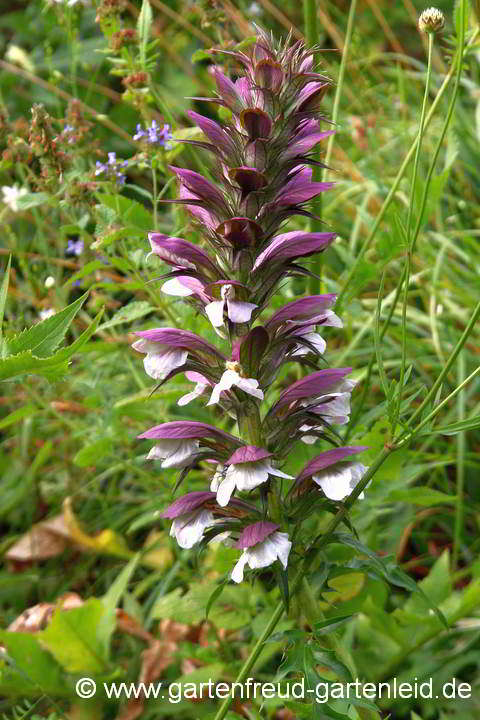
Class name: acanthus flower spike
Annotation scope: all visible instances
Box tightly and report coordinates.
[134,30,366,585]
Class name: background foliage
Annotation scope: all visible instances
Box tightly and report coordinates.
[0,1,479,719]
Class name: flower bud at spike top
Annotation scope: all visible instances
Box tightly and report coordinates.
[134,30,368,582]
[418,7,445,33]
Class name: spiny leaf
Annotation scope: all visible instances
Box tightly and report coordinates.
[0,308,103,382]
[6,292,88,357]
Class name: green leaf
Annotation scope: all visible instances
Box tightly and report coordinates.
[6,292,88,357]
[39,598,115,674]
[73,438,113,467]
[137,0,153,67]
[0,308,103,382]
[97,301,153,330]
[0,404,38,430]
[191,49,211,63]
[0,255,11,356]
[405,551,452,614]
[97,194,152,232]
[152,583,251,629]
[0,631,65,696]
[387,487,457,506]
[205,582,227,620]
[15,192,50,210]
[417,415,480,436]
[313,614,354,635]
[330,533,448,628]
[65,261,105,287]
[103,555,140,614]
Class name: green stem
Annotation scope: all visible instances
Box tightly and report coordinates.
[152,164,158,231]
[212,447,391,720]
[453,351,466,571]
[303,0,324,294]
[401,300,480,434]
[212,564,306,720]
[322,0,358,179]
[397,364,480,447]
[393,32,434,436]
[303,0,318,47]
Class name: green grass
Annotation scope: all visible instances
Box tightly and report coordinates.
[0,1,479,719]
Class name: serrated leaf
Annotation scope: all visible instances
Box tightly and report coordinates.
[313,614,354,635]
[330,533,448,627]
[6,292,88,357]
[0,631,65,696]
[97,301,153,330]
[152,583,250,629]
[39,598,114,674]
[0,308,103,382]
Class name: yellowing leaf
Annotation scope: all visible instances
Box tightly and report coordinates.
[63,498,132,559]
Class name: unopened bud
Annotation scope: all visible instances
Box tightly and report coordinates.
[418,7,445,33]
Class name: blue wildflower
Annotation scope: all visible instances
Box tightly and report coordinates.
[133,120,173,148]
[66,238,84,256]
[95,152,128,185]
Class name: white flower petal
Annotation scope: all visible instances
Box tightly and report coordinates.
[313,462,368,501]
[171,510,213,549]
[215,474,237,507]
[322,309,343,328]
[162,278,195,296]
[264,462,294,479]
[226,299,257,323]
[231,552,249,583]
[237,377,264,401]
[227,462,269,492]
[178,380,208,407]
[147,439,199,468]
[205,300,226,327]
[268,532,292,569]
[143,348,188,380]
[207,369,239,406]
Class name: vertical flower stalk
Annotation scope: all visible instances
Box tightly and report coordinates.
[134,30,368,585]
[394,9,442,435]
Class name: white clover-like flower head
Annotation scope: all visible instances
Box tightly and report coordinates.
[418,7,445,33]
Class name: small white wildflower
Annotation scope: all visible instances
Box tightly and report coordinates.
[1,185,28,212]
[39,308,56,321]
[44,276,56,289]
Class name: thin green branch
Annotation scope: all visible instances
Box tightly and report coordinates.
[453,351,466,571]
[394,32,434,435]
